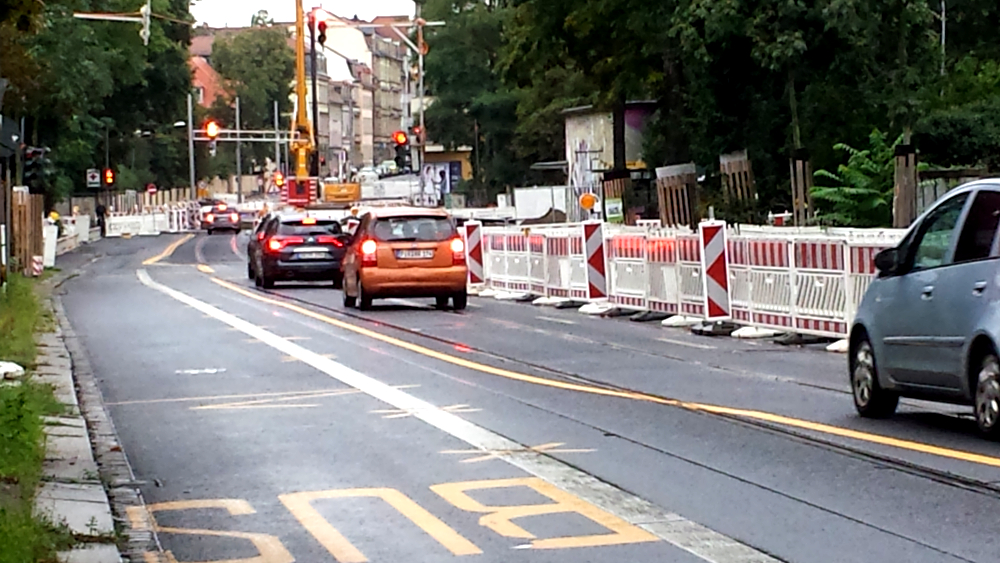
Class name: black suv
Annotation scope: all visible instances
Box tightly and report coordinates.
[248,213,351,289]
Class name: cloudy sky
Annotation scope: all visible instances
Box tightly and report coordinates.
[190,0,416,27]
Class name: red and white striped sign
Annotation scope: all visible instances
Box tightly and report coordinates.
[699,221,730,320]
[584,222,607,299]
[464,221,484,285]
[31,255,43,277]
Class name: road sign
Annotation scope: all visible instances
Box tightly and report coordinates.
[86,169,100,188]
[146,183,157,194]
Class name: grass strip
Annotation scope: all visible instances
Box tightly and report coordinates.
[0,274,76,562]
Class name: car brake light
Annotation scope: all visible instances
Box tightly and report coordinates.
[256,232,265,241]
[267,236,304,252]
[230,213,239,222]
[361,239,378,267]
[316,235,344,247]
[205,213,215,223]
[302,217,317,225]
[451,237,466,265]
[218,203,228,211]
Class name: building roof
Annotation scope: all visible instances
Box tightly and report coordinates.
[369,15,410,40]
[189,56,225,107]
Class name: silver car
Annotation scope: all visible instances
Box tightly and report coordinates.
[850,179,1000,436]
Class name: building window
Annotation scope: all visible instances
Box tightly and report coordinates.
[197,87,205,104]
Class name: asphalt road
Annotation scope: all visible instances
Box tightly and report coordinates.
[57,232,1000,563]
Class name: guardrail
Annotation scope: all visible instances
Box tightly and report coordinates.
[476,222,907,339]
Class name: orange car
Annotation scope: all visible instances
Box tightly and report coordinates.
[341,208,468,310]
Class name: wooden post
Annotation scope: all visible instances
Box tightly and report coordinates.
[720,150,757,203]
[655,162,700,231]
[789,148,813,226]
[893,145,918,228]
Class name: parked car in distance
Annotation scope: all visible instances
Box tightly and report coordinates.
[850,180,1000,436]
[202,203,241,235]
[248,213,350,289]
[341,207,468,311]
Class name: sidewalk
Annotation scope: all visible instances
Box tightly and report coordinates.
[23,247,160,562]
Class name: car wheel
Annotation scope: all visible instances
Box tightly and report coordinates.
[254,270,263,288]
[974,354,1000,438]
[453,292,468,311]
[851,338,898,418]
[435,296,450,309]
[358,277,373,311]
[332,273,343,290]
[247,262,255,280]
[207,229,213,236]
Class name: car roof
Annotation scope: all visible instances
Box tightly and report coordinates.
[366,207,451,219]
[274,212,338,222]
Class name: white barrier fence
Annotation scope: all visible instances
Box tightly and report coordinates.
[105,202,202,238]
[479,223,906,339]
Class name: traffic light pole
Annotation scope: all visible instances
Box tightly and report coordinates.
[236,96,242,204]
[309,11,320,178]
[187,93,196,201]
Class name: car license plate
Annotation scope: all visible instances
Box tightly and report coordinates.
[298,252,327,259]
[396,250,434,259]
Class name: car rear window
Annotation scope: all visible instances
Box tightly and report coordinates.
[277,219,343,236]
[372,216,457,242]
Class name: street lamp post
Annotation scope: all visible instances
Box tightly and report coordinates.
[236,96,243,204]
[187,93,196,201]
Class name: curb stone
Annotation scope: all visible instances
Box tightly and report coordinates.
[41,266,163,561]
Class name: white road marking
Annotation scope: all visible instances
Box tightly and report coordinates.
[536,316,576,326]
[657,337,717,350]
[137,269,779,563]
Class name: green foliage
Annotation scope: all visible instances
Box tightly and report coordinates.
[811,130,910,227]
[210,26,294,177]
[0,274,41,368]
[1,0,193,205]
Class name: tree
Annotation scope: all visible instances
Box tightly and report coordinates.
[210,27,295,179]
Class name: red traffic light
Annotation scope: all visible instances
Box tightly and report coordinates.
[205,121,220,139]
[392,130,408,145]
[104,168,115,185]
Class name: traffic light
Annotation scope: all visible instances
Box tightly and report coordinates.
[392,130,409,171]
[411,126,423,145]
[22,147,52,194]
[206,120,219,157]
[274,171,284,187]
[317,20,327,45]
[103,167,115,188]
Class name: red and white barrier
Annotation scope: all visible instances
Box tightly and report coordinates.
[464,221,484,286]
[699,221,730,320]
[478,222,905,340]
[584,222,607,300]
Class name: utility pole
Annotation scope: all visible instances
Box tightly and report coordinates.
[187,93,196,200]
[416,5,426,201]
[235,96,242,203]
[309,8,320,177]
[274,100,281,174]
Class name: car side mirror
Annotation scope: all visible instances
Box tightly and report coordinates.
[874,248,899,274]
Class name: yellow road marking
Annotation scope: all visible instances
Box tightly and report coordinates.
[441,442,596,463]
[192,389,360,410]
[142,233,194,265]
[196,264,215,274]
[279,488,482,562]
[210,277,1000,469]
[129,499,293,563]
[372,404,481,419]
[108,388,348,406]
[431,477,658,549]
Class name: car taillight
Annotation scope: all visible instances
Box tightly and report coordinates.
[451,237,466,265]
[361,239,378,267]
[230,213,239,222]
[205,213,215,223]
[316,235,344,247]
[267,236,304,252]
[256,232,265,241]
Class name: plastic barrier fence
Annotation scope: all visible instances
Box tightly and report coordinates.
[480,223,906,339]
